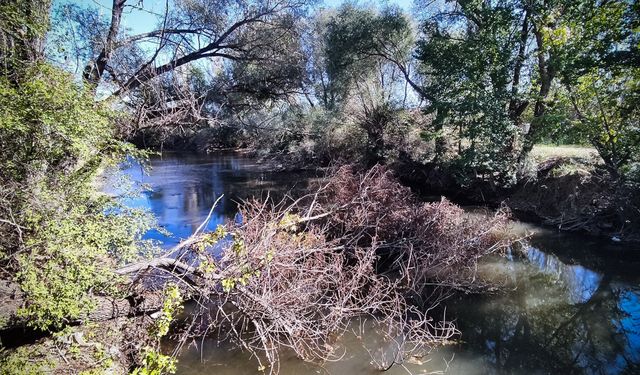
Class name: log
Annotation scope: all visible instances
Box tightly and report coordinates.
[116,257,200,276]
[0,279,166,330]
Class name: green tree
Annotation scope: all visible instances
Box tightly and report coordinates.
[322,4,414,110]
[414,0,639,183]
[415,0,527,185]
[550,0,640,176]
[310,5,415,164]
[0,0,157,330]
[0,0,51,81]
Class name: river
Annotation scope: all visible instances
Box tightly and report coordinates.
[116,152,640,375]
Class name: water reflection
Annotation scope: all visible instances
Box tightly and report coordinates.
[441,244,640,374]
[524,246,603,304]
[112,153,640,374]
[110,152,314,247]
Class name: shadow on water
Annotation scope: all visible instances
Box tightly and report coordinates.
[114,152,640,374]
[436,234,640,374]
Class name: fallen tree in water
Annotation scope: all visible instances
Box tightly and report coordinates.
[106,165,512,373]
[1,166,511,373]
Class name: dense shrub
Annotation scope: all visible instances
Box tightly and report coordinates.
[0,65,157,330]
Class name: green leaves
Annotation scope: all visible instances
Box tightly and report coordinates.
[0,64,115,182]
[1,63,159,331]
[549,0,640,174]
[416,1,523,185]
[153,284,183,338]
[323,5,413,109]
[131,347,177,375]
[414,0,639,181]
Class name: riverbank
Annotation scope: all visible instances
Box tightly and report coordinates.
[387,146,640,243]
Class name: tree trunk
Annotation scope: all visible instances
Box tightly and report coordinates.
[83,0,126,88]
[0,279,165,330]
[518,24,555,168]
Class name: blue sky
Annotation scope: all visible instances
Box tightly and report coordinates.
[59,0,414,35]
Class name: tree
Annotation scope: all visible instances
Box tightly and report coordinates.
[0,0,164,336]
[413,0,639,182]
[415,0,529,184]
[0,0,51,81]
[68,0,314,97]
[47,0,315,145]
[550,0,640,176]
[321,4,415,110]
[304,5,417,164]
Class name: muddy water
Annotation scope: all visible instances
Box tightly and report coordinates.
[120,152,640,374]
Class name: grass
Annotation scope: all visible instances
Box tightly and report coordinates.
[530,145,600,164]
[524,145,602,178]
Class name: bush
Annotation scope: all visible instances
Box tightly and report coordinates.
[0,64,157,330]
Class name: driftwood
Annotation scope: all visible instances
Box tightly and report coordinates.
[115,257,200,276]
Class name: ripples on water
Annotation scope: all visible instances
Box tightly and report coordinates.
[113,152,640,374]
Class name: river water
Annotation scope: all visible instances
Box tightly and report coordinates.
[117,152,640,375]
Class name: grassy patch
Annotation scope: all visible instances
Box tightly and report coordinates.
[530,145,600,164]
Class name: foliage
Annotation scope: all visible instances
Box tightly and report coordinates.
[548,0,640,176]
[0,0,51,79]
[322,4,413,110]
[153,284,183,338]
[0,64,157,330]
[0,345,54,375]
[224,14,307,104]
[130,347,177,375]
[563,67,640,175]
[415,0,525,185]
[413,0,639,183]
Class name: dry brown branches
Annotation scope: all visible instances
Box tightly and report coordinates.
[124,165,511,373]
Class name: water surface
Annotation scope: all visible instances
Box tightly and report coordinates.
[109,152,315,247]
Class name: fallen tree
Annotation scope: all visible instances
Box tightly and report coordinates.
[1,166,511,373]
[108,165,512,373]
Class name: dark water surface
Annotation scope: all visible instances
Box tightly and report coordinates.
[117,152,640,375]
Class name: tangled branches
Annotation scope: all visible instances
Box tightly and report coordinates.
[124,165,510,373]
[322,165,511,294]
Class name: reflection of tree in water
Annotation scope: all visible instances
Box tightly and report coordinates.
[130,153,315,246]
[451,257,640,374]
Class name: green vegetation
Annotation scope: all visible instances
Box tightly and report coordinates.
[44,0,638,183]
[1,1,162,373]
[0,64,157,330]
[131,348,177,375]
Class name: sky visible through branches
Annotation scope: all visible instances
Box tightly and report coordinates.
[55,0,414,36]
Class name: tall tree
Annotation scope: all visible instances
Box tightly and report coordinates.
[72,0,314,98]
[314,5,416,163]
[415,0,529,184]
